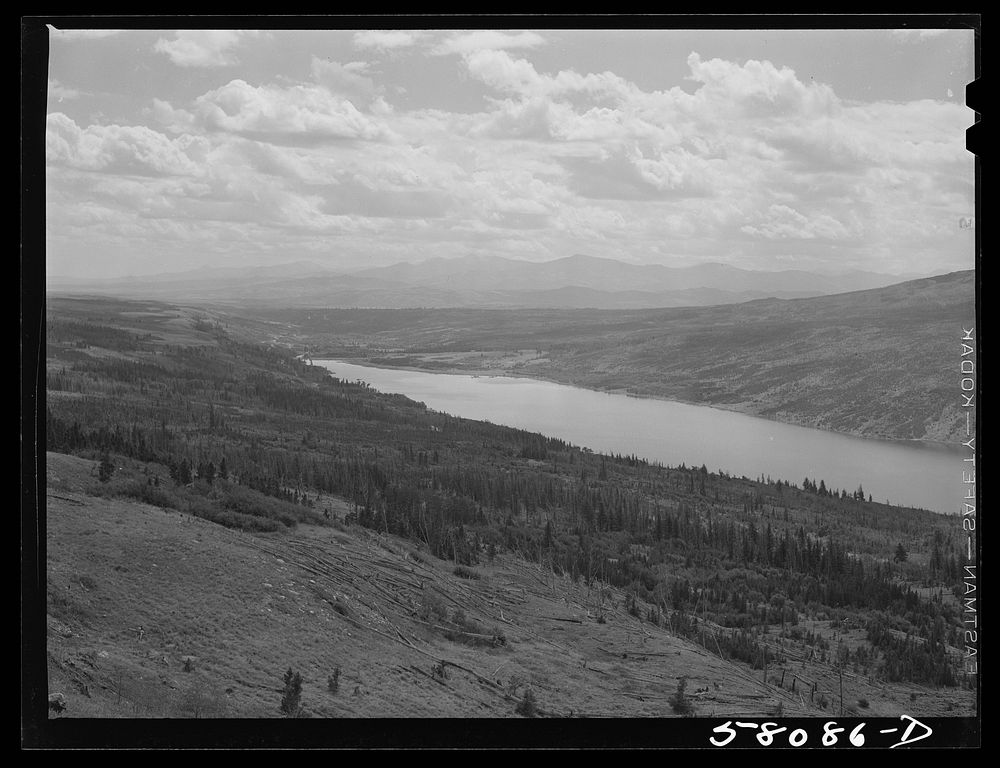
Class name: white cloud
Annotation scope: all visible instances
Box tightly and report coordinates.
[630,147,716,195]
[188,79,396,142]
[153,30,261,67]
[151,98,197,133]
[686,52,839,120]
[45,38,974,276]
[464,49,542,93]
[473,97,559,140]
[352,30,423,52]
[462,49,633,103]
[310,57,379,104]
[560,147,713,202]
[740,204,854,240]
[433,30,546,56]
[766,98,970,174]
[46,112,208,176]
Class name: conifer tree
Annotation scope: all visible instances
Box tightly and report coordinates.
[98,453,114,483]
[280,668,303,717]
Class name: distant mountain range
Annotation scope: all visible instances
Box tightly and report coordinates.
[47,254,926,309]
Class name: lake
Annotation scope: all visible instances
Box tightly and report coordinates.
[314,359,966,515]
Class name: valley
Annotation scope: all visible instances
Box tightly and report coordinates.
[241,270,976,443]
[38,296,976,726]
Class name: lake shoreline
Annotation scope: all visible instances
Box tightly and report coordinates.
[309,356,964,514]
[310,355,957,451]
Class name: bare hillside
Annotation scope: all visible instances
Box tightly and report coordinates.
[46,452,970,722]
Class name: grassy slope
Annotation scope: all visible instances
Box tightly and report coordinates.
[45,453,782,719]
[248,270,975,442]
[47,452,971,720]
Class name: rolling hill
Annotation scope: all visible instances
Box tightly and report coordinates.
[250,270,976,442]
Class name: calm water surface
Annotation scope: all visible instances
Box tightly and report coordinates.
[315,360,966,515]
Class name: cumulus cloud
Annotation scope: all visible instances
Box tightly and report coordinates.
[462,49,633,103]
[686,52,839,120]
[631,147,716,195]
[310,57,380,104]
[464,49,542,93]
[766,98,969,176]
[353,30,424,52]
[740,204,854,240]
[433,30,546,56]
[188,79,395,142]
[46,112,208,176]
[473,97,559,140]
[45,35,974,276]
[458,50,651,144]
[561,147,713,201]
[153,30,261,67]
[151,98,197,133]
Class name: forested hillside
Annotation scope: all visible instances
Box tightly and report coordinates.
[42,296,974,717]
[253,270,976,442]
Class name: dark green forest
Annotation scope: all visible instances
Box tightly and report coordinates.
[44,297,972,691]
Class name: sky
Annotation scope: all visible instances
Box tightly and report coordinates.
[43,25,977,280]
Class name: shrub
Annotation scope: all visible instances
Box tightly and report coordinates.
[516,688,538,718]
[419,592,449,624]
[408,549,428,564]
[98,454,115,483]
[48,583,94,626]
[180,491,283,532]
[439,609,499,648]
[505,675,522,697]
[214,483,306,528]
[669,676,696,716]
[176,680,227,718]
[625,593,642,618]
[120,480,179,510]
[328,667,341,694]
[453,565,481,580]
